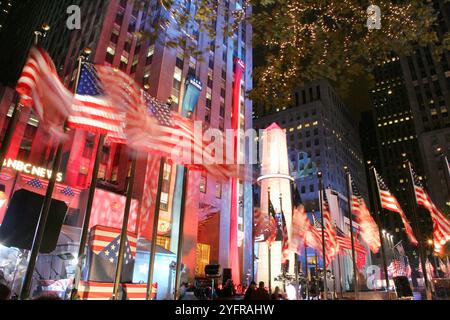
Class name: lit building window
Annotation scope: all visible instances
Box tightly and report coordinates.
[200,174,207,193]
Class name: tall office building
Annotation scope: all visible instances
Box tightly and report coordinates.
[399,0,450,211]
[366,0,449,249]
[0,0,253,295]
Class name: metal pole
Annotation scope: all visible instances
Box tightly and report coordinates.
[19,140,64,299]
[267,188,272,295]
[70,134,105,298]
[112,152,137,300]
[405,160,432,300]
[337,252,344,299]
[304,243,309,299]
[174,167,189,300]
[146,157,166,300]
[345,169,359,300]
[294,253,299,299]
[318,172,328,300]
[279,193,286,293]
[368,166,390,294]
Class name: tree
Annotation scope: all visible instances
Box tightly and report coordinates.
[134,0,449,109]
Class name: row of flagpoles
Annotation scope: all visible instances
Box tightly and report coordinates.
[258,158,450,300]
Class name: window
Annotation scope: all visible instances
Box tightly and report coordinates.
[215,183,222,199]
[310,185,315,193]
[160,163,172,211]
[200,174,207,193]
[301,186,306,194]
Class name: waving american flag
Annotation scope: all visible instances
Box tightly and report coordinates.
[16,47,73,139]
[374,169,418,246]
[96,65,247,182]
[68,62,125,136]
[349,174,381,254]
[409,164,450,253]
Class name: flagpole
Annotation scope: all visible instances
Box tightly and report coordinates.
[404,159,432,300]
[368,164,390,295]
[146,156,166,300]
[112,151,137,300]
[336,248,344,299]
[317,171,328,300]
[267,187,272,295]
[304,243,309,299]
[66,50,107,299]
[279,193,287,293]
[19,139,64,299]
[344,168,359,300]
[174,166,189,300]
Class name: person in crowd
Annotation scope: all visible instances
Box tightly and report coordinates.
[250,281,270,300]
[243,281,256,301]
[0,283,11,300]
[180,285,198,300]
[271,286,283,300]
[241,284,247,296]
[222,279,235,298]
[178,282,189,300]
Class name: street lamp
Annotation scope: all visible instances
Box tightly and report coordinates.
[34,23,51,45]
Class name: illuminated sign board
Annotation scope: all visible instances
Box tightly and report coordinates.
[2,158,64,182]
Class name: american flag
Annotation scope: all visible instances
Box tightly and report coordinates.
[313,191,339,267]
[290,186,322,253]
[374,169,418,245]
[77,281,157,300]
[349,174,381,254]
[387,259,411,278]
[418,259,435,280]
[96,65,245,182]
[68,62,125,135]
[267,199,278,248]
[16,47,72,138]
[439,259,450,278]
[280,207,290,264]
[410,165,450,253]
[335,226,367,271]
[90,225,137,263]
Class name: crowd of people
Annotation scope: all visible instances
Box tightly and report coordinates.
[178,279,288,301]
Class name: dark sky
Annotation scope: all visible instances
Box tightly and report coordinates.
[337,75,373,122]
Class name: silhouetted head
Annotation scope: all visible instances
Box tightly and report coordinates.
[0,283,11,300]
[258,281,265,289]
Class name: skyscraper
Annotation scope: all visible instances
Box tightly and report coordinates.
[399,0,450,211]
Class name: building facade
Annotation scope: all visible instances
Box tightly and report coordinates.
[0,0,254,296]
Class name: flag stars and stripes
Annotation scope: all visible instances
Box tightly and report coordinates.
[374,169,418,245]
[27,178,44,189]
